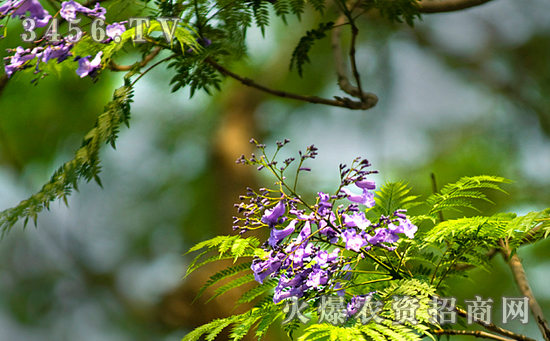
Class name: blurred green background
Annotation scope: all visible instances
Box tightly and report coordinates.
[1,0,550,339]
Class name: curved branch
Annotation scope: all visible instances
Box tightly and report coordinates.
[204,57,377,110]
[418,0,495,14]
[500,239,550,341]
[331,14,378,105]
[433,329,513,341]
[107,47,162,71]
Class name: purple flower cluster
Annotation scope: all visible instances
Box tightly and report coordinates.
[3,40,73,77]
[236,142,418,305]
[0,0,51,27]
[2,0,115,79]
[60,0,106,21]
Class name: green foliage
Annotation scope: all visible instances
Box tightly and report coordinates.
[186,235,260,275]
[195,261,253,301]
[421,175,511,223]
[0,83,134,235]
[290,22,334,77]
[169,56,222,96]
[372,181,421,218]
[361,0,422,26]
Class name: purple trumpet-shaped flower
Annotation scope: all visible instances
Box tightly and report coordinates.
[251,251,283,284]
[261,200,285,227]
[60,1,106,21]
[367,228,399,245]
[42,41,72,63]
[356,180,376,190]
[285,242,314,268]
[341,186,375,208]
[317,192,333,216]
[76,51,102,78]
[106,22,126,40]
[306,266,328,288]
[341,229,368,252]
[268,219,296,247]
[342,212,371,230]
[313,248,339,267]
[347,293,375,317]
[4,46,41,77]
[387,218,417,239]
[398,218,417,239]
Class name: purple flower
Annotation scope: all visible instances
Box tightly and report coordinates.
[341,229,368,252]
[341,187,375,207]
[268,219,296,247]
[356,180,376,190]
[313,248,340,266]
[347,293,375,317]
[261,200,285,226]
[76,51,102,78]
[5,0,51,27]
[60,1,105,21]
[306,267,328,288]
[274,284,304,303]
[317,192,333,216]
[106,22,126,39]
[367,228,399,245]
[251,252,283,284]
[342,212,371,230]
[42,42,72,63]
[285,242,313,268]
[4,46,41,77]
[296,221,311,243]
[388,218,417,239]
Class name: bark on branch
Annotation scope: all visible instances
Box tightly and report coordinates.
[499,239,550,341]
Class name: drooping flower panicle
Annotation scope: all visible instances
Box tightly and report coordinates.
[234,140,418,306]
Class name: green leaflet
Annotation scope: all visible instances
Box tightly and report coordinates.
[372,181,422,218]
[0,82,134,235]
[290,22,335,77]
[195,261,252,301]
[418,175,511,223]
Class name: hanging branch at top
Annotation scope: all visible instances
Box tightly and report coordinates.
[418,0,496,13]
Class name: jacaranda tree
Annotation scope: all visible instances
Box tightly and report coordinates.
[1,0,549,340]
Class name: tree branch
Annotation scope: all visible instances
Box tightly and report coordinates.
[107,47,163,71]
[331,13,378,105]
[204,57,377,110]
[433,329,514,341]
[499,239,550,341]
[418,0,495,14]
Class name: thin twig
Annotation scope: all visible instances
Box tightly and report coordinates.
[108,47,162,71]
[418,0,495,13]
[129,54,177,87]
[349,23,365,102]
[430,172,445,222]
[331,13,378,105]
[499,239,550,341]
[204,57,377,110]
[433,329,514,341]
